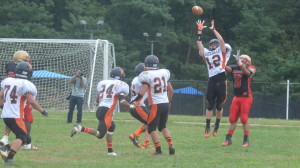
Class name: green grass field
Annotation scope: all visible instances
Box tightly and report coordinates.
[1,111,300,168]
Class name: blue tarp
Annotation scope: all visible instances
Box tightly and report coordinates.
[173,86,204,95]
[32,70,71,79]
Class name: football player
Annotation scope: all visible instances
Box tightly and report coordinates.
[70,67,130,156]
[128,63,153,149]
[222,52,256,147]
[131,55,175,155]
[0,62,48,165]
[1,50,38,150]
[196,20,232,138]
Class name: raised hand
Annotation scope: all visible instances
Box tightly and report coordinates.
[209,20,215,30]
[196,20,207,31]
[233,49,240,61]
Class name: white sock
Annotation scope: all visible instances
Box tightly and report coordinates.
[1,136,8,141]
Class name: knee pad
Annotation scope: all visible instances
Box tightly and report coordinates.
[16,134,28,145]
[207,103,214,111]
[216,104,223,111]
[158,126,166,132]
[97,133,106,139]
[240,117,248,124]
[148,125,156,134]
[229,117,238,124]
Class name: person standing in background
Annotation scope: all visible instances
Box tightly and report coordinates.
[67,68,87,123]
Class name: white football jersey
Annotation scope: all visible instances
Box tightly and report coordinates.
[130,76,148,106]
[97,79,129,108]
[138,69,170,105]
[202,43,232,78]
[1,78,37,118]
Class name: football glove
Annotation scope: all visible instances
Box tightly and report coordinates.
[233,49,242,66]
[41,110,48,117]
[196,20,207,31]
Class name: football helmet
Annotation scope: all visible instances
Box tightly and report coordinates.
[145,55,159,70]
[209,39,219,51]
[15,62,32,79]
[110,67,125,81]
[134,63,145,75]
[13,50,29,62]
[240,55,251,65]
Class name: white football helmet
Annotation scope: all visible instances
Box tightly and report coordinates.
[239,55,251,65]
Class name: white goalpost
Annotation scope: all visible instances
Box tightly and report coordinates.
[0,38,116,112]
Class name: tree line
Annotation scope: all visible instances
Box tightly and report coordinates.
[0,0,299,82]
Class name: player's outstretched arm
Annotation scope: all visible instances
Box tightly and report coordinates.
[210,20,226,53]
[25,93,48,117]
[196,20,206,58]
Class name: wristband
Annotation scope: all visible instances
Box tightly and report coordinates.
[197,34,202,41]
[131,93,143,103]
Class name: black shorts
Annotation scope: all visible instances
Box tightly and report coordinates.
[206,72,227,108]
[4,118,28,144]
[147,103,169,133]
[96,106,115,139]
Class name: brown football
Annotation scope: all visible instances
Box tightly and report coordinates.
[192,6,203,15]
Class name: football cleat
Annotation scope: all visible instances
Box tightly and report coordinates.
[129,133,140,148]
[212,125,218,136]
[3,159,14,166]
[222,134,232,146]
[169,145,175,155]
[0,146,9,160]
[204,128,210,138]
[70,123,82,137]
[242,141,249,147]
[107,152,117,156]
[152,151,162,155]
[141,144,154,150]
[0,138,8,146]
[222,141,232,146]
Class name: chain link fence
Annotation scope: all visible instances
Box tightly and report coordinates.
[170,80,300,120]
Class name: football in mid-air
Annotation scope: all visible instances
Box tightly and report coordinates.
[192,6,203,15]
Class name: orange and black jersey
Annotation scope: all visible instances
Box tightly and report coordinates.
[229,65,256,97]
[5,61,17,78]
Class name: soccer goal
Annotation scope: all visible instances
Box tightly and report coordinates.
[0,38,116,112]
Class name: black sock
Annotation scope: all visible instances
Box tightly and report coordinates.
[155,142,162,153]
[206,119,211,129]
[5,144,11,150]
[7,149,16,160]
[215,118,221,128]
[243,135,249,142]
[108,148,113,153]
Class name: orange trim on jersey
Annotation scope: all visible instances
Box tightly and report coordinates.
[147,87,153,105]
[219,81,228,105]
[15,118,27,133]
[136,106,148,121]
[104,94,118,130]
[221,52,226,69]
[19,96,26,119]
[147,104,157,125]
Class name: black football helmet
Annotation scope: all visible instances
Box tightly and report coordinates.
[144,55,159,70]
[110,67,125,81]
[209,39,220,51]
[134,63,145,75]
[15,62,32,80]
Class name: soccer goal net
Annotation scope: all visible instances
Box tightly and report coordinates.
[0,38,116,112]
